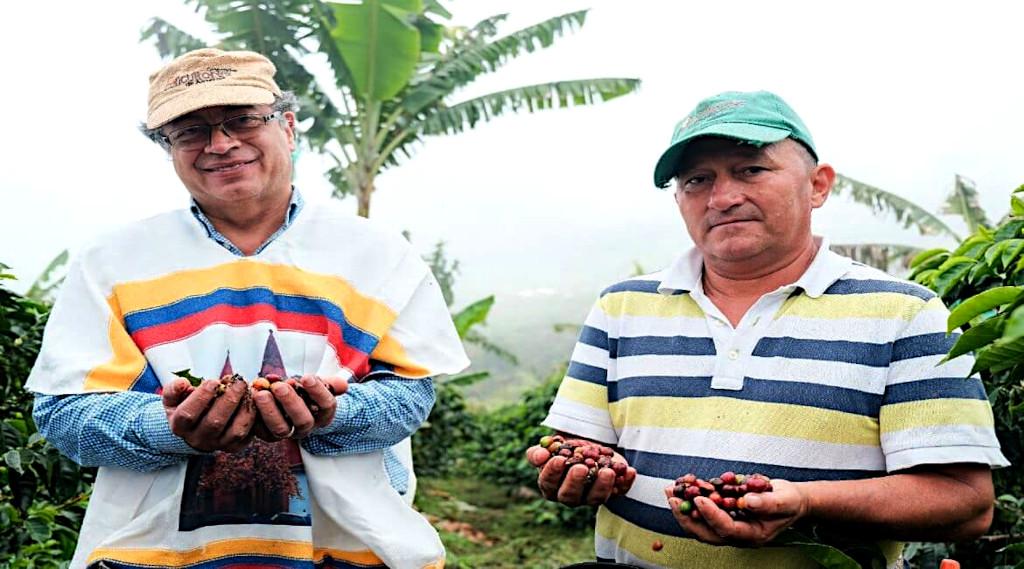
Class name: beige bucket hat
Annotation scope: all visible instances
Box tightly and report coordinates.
[146,48,282,129]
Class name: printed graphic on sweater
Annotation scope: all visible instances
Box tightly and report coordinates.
[180,331,312,531]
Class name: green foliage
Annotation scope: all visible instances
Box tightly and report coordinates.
[414,477,593,568]
[0,264,94,568]
[905,185,1024,567]
[464,368,594,529]
[941,175,991,235]
[830,173,997,272]
[452,296,494,339]
[411,380,480,477]
[329,0,435,101]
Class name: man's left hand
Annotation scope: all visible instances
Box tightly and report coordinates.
[664,479,809,546]
[253,375,348,440]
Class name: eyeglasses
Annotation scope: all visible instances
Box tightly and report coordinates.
[161,112,282,151]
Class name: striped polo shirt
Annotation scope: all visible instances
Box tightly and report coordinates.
[543,241,1008,569]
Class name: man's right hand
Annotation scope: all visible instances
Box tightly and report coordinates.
[162,378,256,453]
[526,445,636,506]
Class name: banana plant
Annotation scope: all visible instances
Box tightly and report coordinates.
[142,0,640,217]
[830,174,993,271]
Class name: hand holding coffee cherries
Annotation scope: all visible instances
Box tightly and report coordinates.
[526,434,637,506]
[664,470,809,547]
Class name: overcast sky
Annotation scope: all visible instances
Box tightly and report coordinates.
[3,1,1023,305]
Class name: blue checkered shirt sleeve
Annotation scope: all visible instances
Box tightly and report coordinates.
[32,391,202,472]
[302,376,436,494]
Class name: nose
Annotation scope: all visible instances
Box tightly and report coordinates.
[204,124,240,154]
[706,176,745,211]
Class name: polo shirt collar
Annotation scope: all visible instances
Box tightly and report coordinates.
[658,236,852,298]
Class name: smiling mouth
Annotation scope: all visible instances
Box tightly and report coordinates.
[201,159,256,173]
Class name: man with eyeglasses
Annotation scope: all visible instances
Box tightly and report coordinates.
[26,48,466,568]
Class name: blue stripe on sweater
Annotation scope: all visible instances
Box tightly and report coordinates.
[615,335,717,358]
[567,361,608,384]
[609,376,882,416]
[891,333,959,361]
[824,279,935,301]
[754,337,892,367]
[883,377,987,404]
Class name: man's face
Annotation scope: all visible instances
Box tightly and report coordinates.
[673,137,833,268]
[163,105,296,209]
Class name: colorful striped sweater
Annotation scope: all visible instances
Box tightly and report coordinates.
[27,197,468,569]
[543,243,1007,569]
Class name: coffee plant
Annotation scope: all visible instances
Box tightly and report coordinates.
[905,184,1024,567]
[1,263,94,568]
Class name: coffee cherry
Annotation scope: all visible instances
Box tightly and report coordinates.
[746,477,769,492]
[532,434,630,491]
[651,540,663,551]
[709,492,723,506]
[669,471,774,521]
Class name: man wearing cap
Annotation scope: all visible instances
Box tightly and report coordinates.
[27,48,467,568]
[527,91,1007,568]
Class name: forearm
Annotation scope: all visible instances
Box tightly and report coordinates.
[799,464,994,541]
[301,377,435,456]
[33,392,201,471]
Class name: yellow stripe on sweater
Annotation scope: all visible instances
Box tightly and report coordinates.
[83,295,149,392]
[113,261,397,338]
[88,538,386,566]
[599,291,704,318]
[557,377,610,410]
[880,398,995,432]
[781,292,925,321]
[609,397,880,445]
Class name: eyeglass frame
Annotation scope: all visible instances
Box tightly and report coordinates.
[158,111,285,151]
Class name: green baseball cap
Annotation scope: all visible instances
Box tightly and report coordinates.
[653,90,817,188]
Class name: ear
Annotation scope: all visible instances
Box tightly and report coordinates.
[809,163,835,209]
[283,111,297,151]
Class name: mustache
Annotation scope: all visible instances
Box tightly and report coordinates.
[705,206,763,229]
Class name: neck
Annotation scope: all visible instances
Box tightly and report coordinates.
[196,189,292,256]
[701,238,819,325]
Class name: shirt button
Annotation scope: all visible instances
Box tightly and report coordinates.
[728,349,739,360]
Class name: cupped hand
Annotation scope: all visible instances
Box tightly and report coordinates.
[163,378,256,453]
[526,445,636,507]
[252,375,348,441]
[664,478,809,546]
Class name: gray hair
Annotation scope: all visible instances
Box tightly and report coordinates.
[140,90,299,150]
